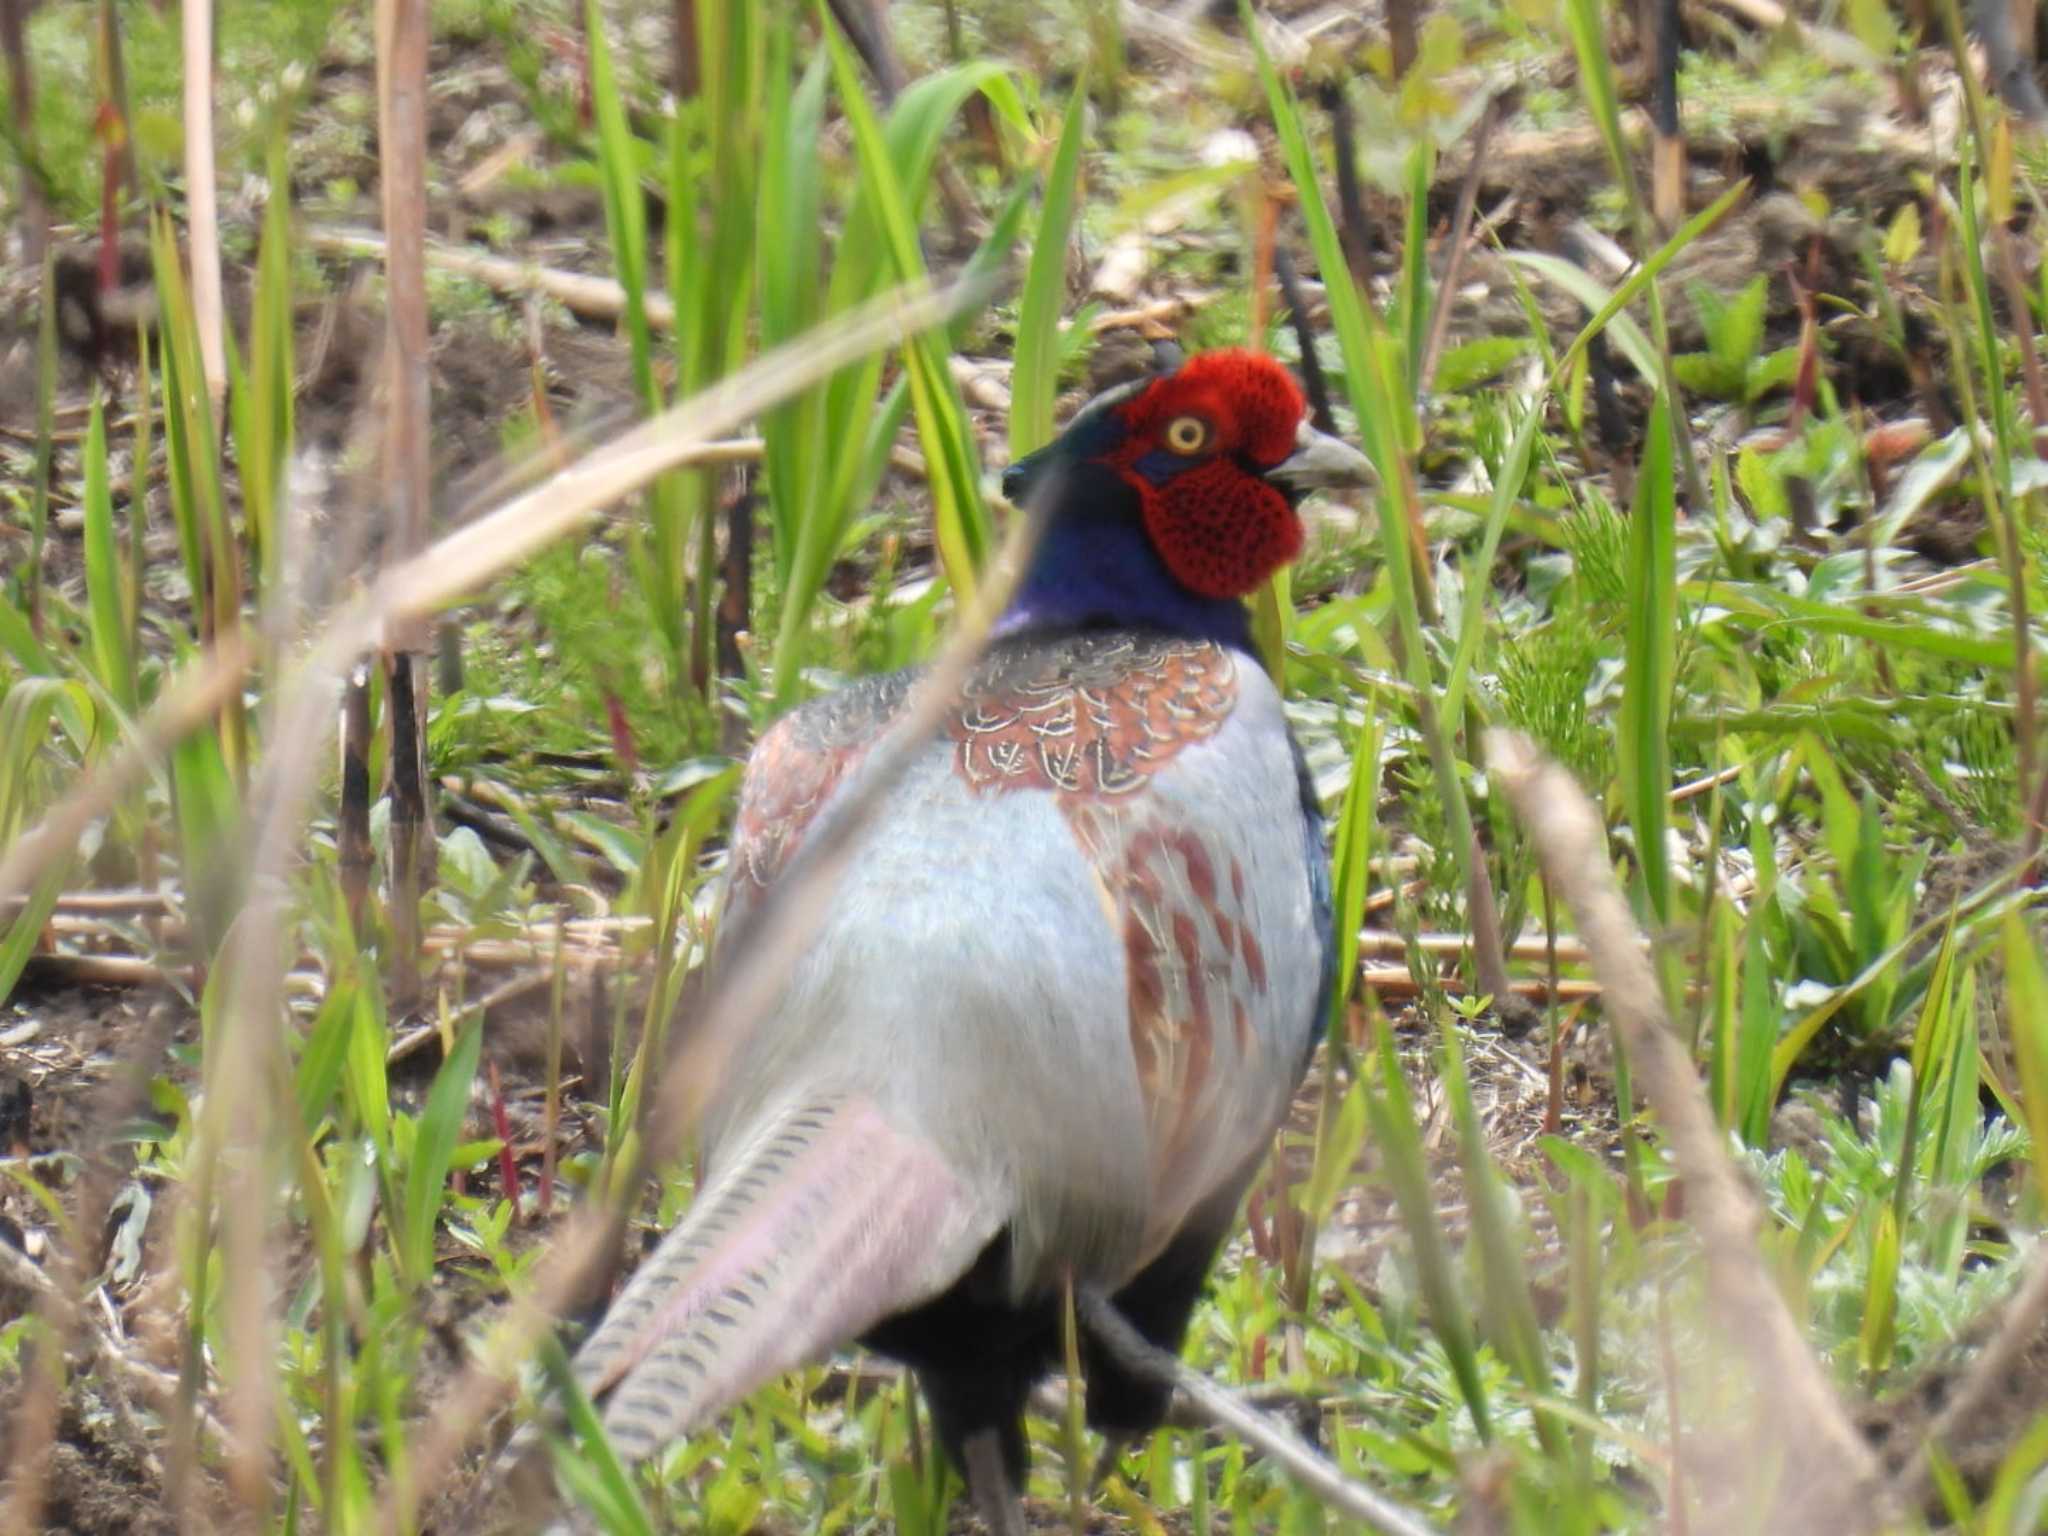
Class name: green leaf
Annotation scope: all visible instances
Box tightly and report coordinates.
[1431,335,1530,394]
[344,983,391,1157]
[1846,0,1901,56]
[295,976,360,1136]
[1882,202,1921,267]
[0,862,67,1008]
[1858,1202,1900,1375]
[170,720,242,954]
[400,1016,482,1286]
[1505,251,1660,388]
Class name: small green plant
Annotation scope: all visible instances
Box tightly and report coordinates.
[1672,277,1802,407]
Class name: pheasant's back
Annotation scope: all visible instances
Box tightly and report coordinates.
[707,629,1328,1297]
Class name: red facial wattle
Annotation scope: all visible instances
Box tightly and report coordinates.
[1101,351,1310,600]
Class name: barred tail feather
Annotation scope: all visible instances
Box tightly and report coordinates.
[569,1093,1005,1463]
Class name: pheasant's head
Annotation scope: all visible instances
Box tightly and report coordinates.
[1001,349,1372,642]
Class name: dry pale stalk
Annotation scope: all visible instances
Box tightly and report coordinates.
[180,0,225,402]
[1486,730,1891,1531]
[375,0,436,1012]
[396,470,1049,1534]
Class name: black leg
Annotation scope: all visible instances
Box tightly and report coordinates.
[959,1425,1029,1536]
[1082,1161,1263,1446]
[919,1361,1034,1536]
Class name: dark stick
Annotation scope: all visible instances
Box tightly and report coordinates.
[435,620,465,698]
[825,0,902,101]
[716,482,756,755]
[1315,80,1372,288]
[671,0,698,101]
[1417,95,1504,397]
[1649,0,1684,229]
[337,664,374,936]
[1587,328,1631,460]
[715,483,755,684]
[1386,0,1420,79]
[1274,249,1337,435]
[387,650,432,1012]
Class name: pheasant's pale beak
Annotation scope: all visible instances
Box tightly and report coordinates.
[1269,421,1375,495]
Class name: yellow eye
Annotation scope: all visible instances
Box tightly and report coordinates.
[1163,415,1212,455]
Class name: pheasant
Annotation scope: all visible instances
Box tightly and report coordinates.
[535,348,1371,1532]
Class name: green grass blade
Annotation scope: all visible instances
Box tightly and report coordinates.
[538,1335,658,1536]
[344,981,392,1158]
[1326,704,1382,1039]
[294,974,358,1137]
[81,396,137,715]
[1440,1014,1564,1454]
[150,210,212,638]
[400,1015,483,1287]
[170,715,241,953]
[1398,140,1432,402]
[1363,1023,1492,1441]
[2004,913,2048,1209]
[1011,80,1088,460]
[824,21,989,598]
[1894,911,1961,1233]
[0,677,93,1004]
[584,0,654,414]
[26,247,57,636]
[1735,908,1777,1146]
[1618,388,1676,928]
[0,861,67,1008]
[757,45,830,588]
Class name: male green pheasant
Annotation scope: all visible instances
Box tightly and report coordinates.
[537,349,1369,1532]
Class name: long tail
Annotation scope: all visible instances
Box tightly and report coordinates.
[553,1093,1004,1464]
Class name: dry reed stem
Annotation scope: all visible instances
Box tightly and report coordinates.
[1487,729,1891,1531]
[306,223,1211,344]
[388,485,1050,1534]
[180,0,225,402]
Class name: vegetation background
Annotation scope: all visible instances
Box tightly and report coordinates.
[2,0,2047,1530]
